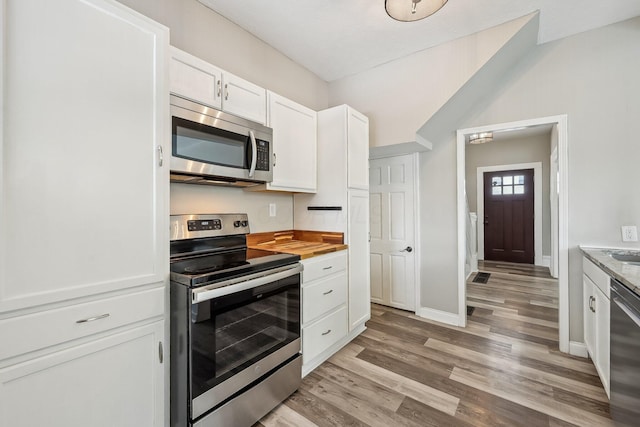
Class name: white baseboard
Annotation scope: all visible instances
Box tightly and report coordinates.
[569,341,588,358]
[540,256,551,268]
[417,307,460,327]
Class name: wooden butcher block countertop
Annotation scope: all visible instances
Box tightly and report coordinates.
[247,230,347,259]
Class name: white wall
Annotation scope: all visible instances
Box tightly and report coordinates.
[119,0,331,231]
[328,14,535,148]
[466,132,551,256]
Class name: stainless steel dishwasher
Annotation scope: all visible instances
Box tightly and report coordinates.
[610,278,640,426]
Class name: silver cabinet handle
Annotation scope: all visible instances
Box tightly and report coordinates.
[76,313,110,324]
[322,329,332,336]
[224,83,229,100]
[157,145,163,167]
[158,342,164,364]
[273,152,277,167]
[217,79,221,97]
[323,289,333,295]
[248,130,257,178]
[322,266,333,270]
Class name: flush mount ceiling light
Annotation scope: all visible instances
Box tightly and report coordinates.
[469,132,493,144]
[385,0,448,22]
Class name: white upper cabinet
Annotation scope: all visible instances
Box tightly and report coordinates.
[169,47,266,124]
[263,91,317,193]
[0,0,169,312]
[170,46,223,109]
[222,71,267,125]
[347,108,370,190]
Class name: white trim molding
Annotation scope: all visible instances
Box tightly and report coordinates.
[417,307,461,327]
[476,162,543,266]
[457,115,569,353]
[569,341,588,358]
[541,255,551,268]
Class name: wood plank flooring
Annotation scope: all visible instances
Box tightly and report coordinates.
[256,263,611,427]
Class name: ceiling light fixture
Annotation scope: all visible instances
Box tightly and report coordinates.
[385,0,448,22]
[469,132,493,144]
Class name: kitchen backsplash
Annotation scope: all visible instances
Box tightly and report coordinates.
[170,183,294,232]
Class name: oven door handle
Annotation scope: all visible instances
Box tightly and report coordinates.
[192,264,303,303]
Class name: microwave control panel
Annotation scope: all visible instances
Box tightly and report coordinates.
[255,140,270,171]
[187,219,222,232]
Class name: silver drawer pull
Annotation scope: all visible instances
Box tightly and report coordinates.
[322,266,333,270]
[76,313,110,324]
[321,329,332,336]
[323,289,333,295]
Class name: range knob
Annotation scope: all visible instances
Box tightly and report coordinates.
[233,220,241,227]
[241,220,248,227]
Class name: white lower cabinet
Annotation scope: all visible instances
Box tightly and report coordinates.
[0,321,165,427]
[583,257,610,397]
[301,251,349,375]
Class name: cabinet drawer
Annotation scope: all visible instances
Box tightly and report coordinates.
[303,273,347,324]
[0,286,164,361]
[583,258,610,298]
[302,251,347,283]
[303,306,347,364]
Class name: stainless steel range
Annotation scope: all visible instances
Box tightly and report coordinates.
[169,214,302,427]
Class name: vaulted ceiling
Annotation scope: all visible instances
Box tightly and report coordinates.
[198,0,640,82]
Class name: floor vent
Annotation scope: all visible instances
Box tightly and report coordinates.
[472,272,491,284]
[467,306,475,316]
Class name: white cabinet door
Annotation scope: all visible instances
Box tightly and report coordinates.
[583,275,596,356]
[348,189,371,330]
[347,108,370,190]
[0,321,164,427]
[222,71,267,125]
[0,0,169,312]
[266,92,317,192]
[170,46,222,109]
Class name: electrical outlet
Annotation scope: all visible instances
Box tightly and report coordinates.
[621,225,638,242]
[269,203,276,217]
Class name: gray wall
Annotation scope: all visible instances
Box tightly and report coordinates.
[119,0,331,232]
[461,17,640,340]
[465,133,551,256]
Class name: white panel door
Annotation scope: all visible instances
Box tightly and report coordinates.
[222,71,267,124]
[0,322,164,427]
[369,155,416,311]
[266,92,317,192]
[0,0,169,312]
[347,108,369,190]
[348,189,370,330]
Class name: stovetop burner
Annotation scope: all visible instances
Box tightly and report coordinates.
[169,214,300,288]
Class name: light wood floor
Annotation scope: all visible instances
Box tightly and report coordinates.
[256,264,611,427]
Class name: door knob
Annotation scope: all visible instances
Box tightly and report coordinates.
[400,246,413,253]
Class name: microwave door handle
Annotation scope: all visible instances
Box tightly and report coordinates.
[248,130,257,178]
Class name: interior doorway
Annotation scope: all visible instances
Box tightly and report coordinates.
[456,115,569,354]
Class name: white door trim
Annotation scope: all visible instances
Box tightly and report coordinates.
[476,162,543,266]
[456,115,569,355]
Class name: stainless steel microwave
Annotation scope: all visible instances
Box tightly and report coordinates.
[170,95,273,187]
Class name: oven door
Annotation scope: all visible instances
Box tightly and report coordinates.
[189,265,302,420]
[170,95,272,183]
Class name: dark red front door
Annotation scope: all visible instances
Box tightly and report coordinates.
[483,169,534,264]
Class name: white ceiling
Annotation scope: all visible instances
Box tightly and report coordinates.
[198,0,640,82]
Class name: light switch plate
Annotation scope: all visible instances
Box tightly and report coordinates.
[621,225,638,242]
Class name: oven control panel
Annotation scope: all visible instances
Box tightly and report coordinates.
[187,219,222,232]
[171,214,250,241]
